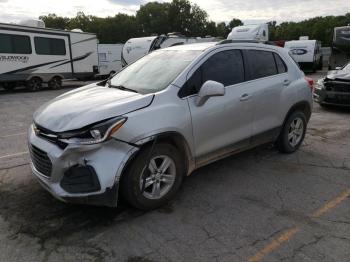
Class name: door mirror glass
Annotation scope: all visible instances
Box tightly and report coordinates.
[196,80,225,106]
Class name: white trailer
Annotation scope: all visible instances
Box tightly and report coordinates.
[0,21,98,91]
[227,24,269,42]
[121,34,218,66]
[97,44,123,77]
[284,39,323,72]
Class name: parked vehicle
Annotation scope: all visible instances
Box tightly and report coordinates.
[329,25,350,70]
[97,44,123,78]
[0,20,98,91]
[284,38,323,72]
[314,61,350,106]
[121,33,218,66]
[227,24,269,42]
[28,41,313,209]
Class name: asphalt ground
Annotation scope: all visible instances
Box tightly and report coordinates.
[0,71,349,262]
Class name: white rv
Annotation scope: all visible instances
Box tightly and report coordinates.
[227,24,269,42]
[121,34,218,66]
[97,44,124,77]
[284,38,322,72]
[0,21,98,91]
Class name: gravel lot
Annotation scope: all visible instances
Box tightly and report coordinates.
[0,72,349,262]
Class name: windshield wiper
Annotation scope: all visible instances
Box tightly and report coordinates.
[107,80,138,93]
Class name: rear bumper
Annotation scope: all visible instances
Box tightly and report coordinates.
[28,124,138,207]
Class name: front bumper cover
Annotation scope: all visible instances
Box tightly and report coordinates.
[28,125,138,207]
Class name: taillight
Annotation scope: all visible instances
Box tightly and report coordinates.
[305,76,314,92]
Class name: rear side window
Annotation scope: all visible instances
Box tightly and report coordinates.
[246,50,277,80]
[180,49,244,97]
[274,53,287,73]
[0,33,31,54]
[34,37,66,55]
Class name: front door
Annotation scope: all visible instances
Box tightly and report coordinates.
[184,49,255,164]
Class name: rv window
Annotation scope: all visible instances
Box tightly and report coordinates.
[34,37,66,55]
[98,53,107,62]
[0,33,31,54]
[273,53,287,73]
[246,50,277,80]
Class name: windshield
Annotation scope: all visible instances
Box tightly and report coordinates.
[110,50,201,94]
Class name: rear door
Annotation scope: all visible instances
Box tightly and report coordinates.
[184,49,255,163]
[244,49,289,144]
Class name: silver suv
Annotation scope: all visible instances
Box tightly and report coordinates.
[28,42,313,210]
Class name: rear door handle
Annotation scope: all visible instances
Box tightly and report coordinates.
[283,79,291,86]
[240,93,252,101]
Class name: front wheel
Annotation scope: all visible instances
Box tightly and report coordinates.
[276,111,307,153]
[120,143,184,210]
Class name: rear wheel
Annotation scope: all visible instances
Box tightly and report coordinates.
[277,111,307,153]
[120,143,184,210]
[26,77,42,92]
[48,76,62,90]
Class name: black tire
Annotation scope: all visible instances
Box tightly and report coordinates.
[120,143,185,210]
[26,77,42,92]
[276,111,307,154]
[48,76,62,90]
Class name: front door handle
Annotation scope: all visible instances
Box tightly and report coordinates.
[240,93,252,101]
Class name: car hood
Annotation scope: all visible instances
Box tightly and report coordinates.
[326,70,350,81]
[34,83,154,132]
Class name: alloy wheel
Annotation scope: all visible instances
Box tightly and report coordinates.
[288,117,304,147]
[139,155,176,200]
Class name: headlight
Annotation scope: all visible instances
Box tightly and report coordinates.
[59,117,127,145]
[315,78,325,90]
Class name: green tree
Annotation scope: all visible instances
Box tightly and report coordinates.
[39,13,69,29]
[137,2,171,35]
[228,18,243,30]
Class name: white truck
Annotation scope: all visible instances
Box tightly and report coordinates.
[284,38,323,72]
[227,23,269,42]
[121,34,218,66]
[97,44,124,77]
[0,20,98,91]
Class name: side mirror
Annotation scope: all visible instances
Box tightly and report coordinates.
[196,80,225,106]
[335,66,342,70]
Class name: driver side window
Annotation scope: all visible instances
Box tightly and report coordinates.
[179,49,244,97]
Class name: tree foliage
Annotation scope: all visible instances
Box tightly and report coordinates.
[40,1,350,46]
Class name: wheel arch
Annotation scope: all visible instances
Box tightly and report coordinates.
[283,101,312,126]
[119,131,194,183]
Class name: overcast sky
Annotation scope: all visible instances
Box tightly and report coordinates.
[0,0,349,24]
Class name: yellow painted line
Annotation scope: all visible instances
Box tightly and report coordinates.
[248,187,350,262]
[311,188,350,218]
[0,132,26,138]
[0,151,29,159]
[248,227,299,262]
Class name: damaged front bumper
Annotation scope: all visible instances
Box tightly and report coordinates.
[28,125,138,207]
[314,80,350,106]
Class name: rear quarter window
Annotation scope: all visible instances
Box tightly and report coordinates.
[273,53,287,73]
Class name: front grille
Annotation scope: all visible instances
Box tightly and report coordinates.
[29,144,53,177]
[324,81,350,93]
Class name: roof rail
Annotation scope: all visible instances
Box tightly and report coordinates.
[216,39,277,46]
